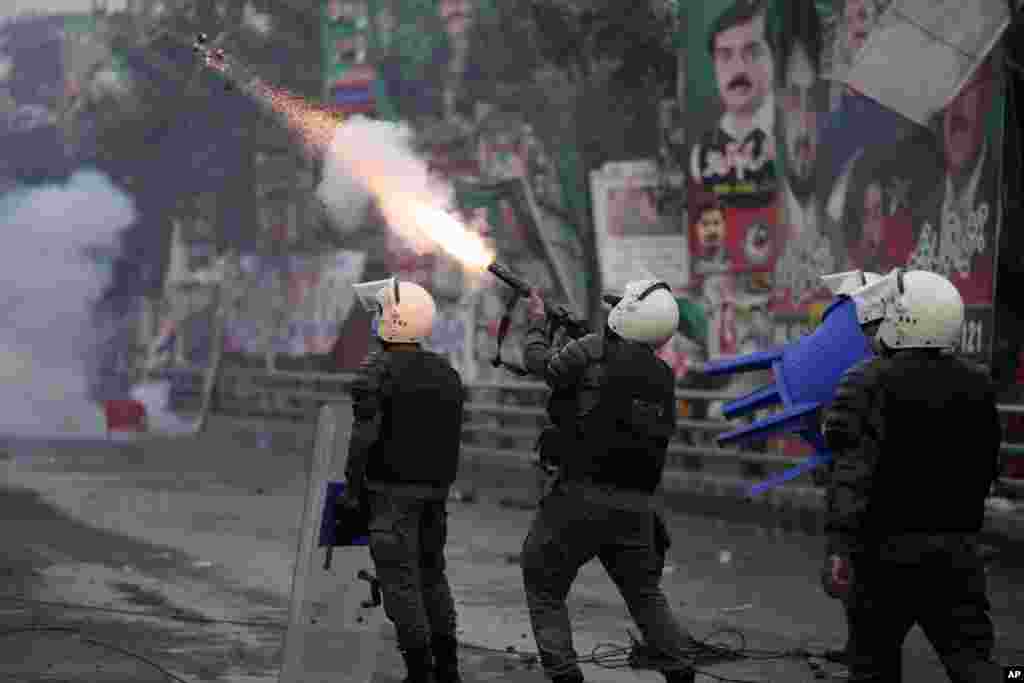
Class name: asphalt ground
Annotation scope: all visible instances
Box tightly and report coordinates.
[1,423,1021,682]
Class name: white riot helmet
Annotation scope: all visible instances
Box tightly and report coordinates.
[603,279,680,347]
[353,277,436,344]
[876,269,964,350]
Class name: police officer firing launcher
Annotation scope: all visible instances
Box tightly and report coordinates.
[340,277,466,683]
[518,279,701,683]
[821,269,1004,682]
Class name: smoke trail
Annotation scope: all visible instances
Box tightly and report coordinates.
[190,42,491,270]
[0,169,135,438]
[314,117,379,237]
[316,115,493,270]
[317,115,451,253]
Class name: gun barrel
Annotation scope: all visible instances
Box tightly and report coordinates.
[486,262,531,297]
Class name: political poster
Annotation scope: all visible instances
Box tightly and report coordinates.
[681,0,786,363]
[682,0,1007,365]
[813,0,1007,363]
[590,160,690,296]
[684,0,779,209]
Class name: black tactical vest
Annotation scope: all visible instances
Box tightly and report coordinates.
[366,350,465,487]
[867,352,1000,535]
[568,340,677,493]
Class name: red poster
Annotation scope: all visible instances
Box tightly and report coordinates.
[688,188,780,286]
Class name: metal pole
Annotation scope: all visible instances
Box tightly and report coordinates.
[195,283,226,435]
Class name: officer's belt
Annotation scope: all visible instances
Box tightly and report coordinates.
[365,480,449,501]
[559,481,656,512]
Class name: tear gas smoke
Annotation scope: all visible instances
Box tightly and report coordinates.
[317,115,494,271]
[191,38,493,272]
[0,169,133,438]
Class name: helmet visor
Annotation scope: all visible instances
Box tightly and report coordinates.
[353,277,396,312]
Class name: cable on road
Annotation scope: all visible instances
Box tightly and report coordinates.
[0,625,191,683]
[0,592,861,682]
[5,593,1022,681]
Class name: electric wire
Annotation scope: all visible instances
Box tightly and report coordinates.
[0,625,191,683]
[0,592,864,682]
[2,573,1022,676]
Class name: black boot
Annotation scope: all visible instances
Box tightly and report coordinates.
[431,634,462,683]
[824,642,852,665]
[400,645,437,683]
[551,673,585,683]
[662,664,696,683]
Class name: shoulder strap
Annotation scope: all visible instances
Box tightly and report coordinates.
[491,290,530,376]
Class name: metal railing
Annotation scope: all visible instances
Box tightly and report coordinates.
[149,364,1024,495]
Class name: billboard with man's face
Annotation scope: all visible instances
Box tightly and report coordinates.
[683,0,784,361]
[680,0,1006,363]
[687,0,778,207]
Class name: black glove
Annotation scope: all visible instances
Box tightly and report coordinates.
[333,487,370,545]
[339,488,362,511]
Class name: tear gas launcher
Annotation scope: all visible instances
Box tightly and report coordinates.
[486,262,589,377]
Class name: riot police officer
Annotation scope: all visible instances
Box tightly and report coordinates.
[341,277,466,683]
[519,279,699,683]
[822,269,1003,682]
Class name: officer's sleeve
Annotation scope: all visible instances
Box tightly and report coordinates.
[821,359,882,555]
[522,320,552,377]
[965,362,1003,490]
[527,330,602,392]
[822,358,876,451]
[983,379,1003,490]
[663,365,679,441]
[344,352,388,498]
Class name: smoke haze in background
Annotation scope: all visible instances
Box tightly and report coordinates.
[0,169,134,438]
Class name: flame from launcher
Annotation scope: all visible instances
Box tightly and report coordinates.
[192,35,494,273]
[325,118,495,272]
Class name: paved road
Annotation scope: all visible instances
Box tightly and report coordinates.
[0,422,1020,682]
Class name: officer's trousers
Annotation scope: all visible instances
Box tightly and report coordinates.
[844,533,1001,683]
[367,489,458,653]
[521,482,696,680]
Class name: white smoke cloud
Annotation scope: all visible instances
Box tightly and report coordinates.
[0,168,134,438]
[316,115,454,253]
[130,379,200,436]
